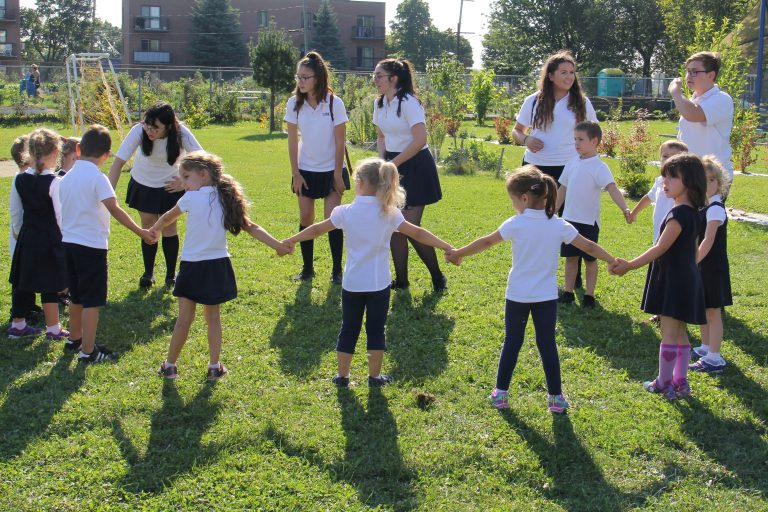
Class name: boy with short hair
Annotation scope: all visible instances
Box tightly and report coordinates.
[57,124,157,363]
[557,121,630,307]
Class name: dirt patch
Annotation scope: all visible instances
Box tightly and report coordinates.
[0,160,19,178]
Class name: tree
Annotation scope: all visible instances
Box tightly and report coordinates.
[427,54,467,144]
[387,0,439,71]
[190,0,249,67]
[251,22,299,132]
[310,0,346,70]
[20,0,91,63]
[91,19,123,58]
[435,29,473,69]
[606,0,665,78]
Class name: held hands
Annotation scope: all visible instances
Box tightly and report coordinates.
[627,210,638,224]
[292,173,308,195]
[275,240,294,257]
[444,248,463,266]
[623,209,633,224]
[608,258,631,276]
[164,175,185,193]
[142,228,159,245]
[525,136,544,153]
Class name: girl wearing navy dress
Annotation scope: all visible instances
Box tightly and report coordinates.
[690,156,732,374]
[152,151,290,381]
[373,58,447,291]
[109,102,203,288]
[8,128,69,340]
[447,166,615,413]
[285,51,349,283]
[611,153,708,399]
[285,158,453,387]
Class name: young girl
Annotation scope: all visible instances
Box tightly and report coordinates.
[151,151,290,380]
[447,166,615,413]
[285,51,349,284]
[8,128,69,340]
[284,157,453,387]
[57,137,80,176]
[611,153,708,399]
[689,156,732,373]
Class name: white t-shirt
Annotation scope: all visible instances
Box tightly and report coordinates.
[58,160,116,250]
[329,196,405,292]
[372,93,428,153]
[284,93,348,172]
[115,122,203,188]
[678,85,734,179]
[558,155,615,226]
[516,92,597,166]
[177,186,229,262]
[9,168,62,251]
[705,194,727,225]
[498,209,578,303]
[647,176,676,242]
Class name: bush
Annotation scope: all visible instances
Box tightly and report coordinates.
[595,109,608,122]
[348,101,377,144]
[443,140,499,175]
[732,106,761,172]
[185,101,212,129]
[494,117,512,144]
[470,68,499,125]
[616,109,653,198]
[427,112,448,161]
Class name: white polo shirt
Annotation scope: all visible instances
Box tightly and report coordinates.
[705,194,727,225]
[58,160,116,250]
[177,186,229,262]
[115,122,203,188]
[558,155,615,226]
[647,176,676,242]
[516,92,597,166]
[498,209,578,303]
[329,196,405,292]
[284,93,348,172]
[678,85,734,179]
[373,93,428,153]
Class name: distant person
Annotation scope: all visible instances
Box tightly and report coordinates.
[30,64,41,97]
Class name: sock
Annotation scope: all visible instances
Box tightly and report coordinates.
[390,232,409,284]
[208,362,220,369]
[695,344,709,355]
[162,235,180,280]
[328,228,344,274]
[11,320,26,329]
[141,240,158,277]
[165,359,176,367]
[46,323,61,333]
[658,343,678,386]
[299,224,314,272]
[672,345,691,385]
[703,351,724,364]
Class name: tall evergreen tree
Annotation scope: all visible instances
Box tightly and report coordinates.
[190,0,249,67]
[251,22,299,132]
[310,0,346,70]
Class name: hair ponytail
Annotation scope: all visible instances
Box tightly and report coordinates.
[354,157,405,212]
[542,174,558,218]
[27,127,62,174]
[506,164,558,217]
[375,58,421,116]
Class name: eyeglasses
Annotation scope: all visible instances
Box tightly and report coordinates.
[684,68,709,77]
[142,122,163,133]
[295,74,315,81]
[372,73,392,81]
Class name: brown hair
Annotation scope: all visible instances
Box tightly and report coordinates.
[28,128,62,174]
[80,124,112,157]
[10,134,29,168]
[533,51,588,131]
[61,137,80,156]
[575,121,602,143]
[375,58,420,117]
[179,151,251,235]
[293,51,332,113]
[686,51,722,79]
[506,165,558,218]
[661,153,708,209]
[660,139,689,154]
[353,157,406,212]
[701,155,730,198]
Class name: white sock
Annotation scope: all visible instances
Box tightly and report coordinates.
[11,320,26,330]
[165,360,176,367]
[208,362,219,369]
[704,351,724,363]
[46,323,61,334]
[695,344,709,354]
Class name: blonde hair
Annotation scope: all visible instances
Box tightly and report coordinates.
[660,139,688,154]
[10,134,29,168]
[701,155,731,197]
[354,157,405,212]
[179,151,252,235]
[28,128,62,174]
[61,137,80,156]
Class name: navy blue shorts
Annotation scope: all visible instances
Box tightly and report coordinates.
[560,221,599,261]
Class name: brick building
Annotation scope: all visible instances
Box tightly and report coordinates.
[122,0,386,70]
[0,0,21,70]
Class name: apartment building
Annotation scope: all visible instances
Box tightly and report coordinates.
[0,0,21,69]
[122,0,386,70]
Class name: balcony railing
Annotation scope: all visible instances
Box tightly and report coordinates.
[134,51,170,64]
[349,56,380,70]
[350,26,384,40]
[0,43,15,57]
[0,7,18,21]
[134,16,169,31]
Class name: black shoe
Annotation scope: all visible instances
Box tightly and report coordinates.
[582,295,596,308]
[78,345,118,364]
[432,273,448,292]
[165,275,176,288]
[293,268,315,281]
[559,291,575,304]
[390,278,409,290]
[139,274,155,288]
[368,374,394,387]
[330,270,343,285]
[64,338,82,351]
[332,374,350,387]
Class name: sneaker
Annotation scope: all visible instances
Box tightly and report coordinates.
[64,338,82,351]
[390,278,409,290]
[488,388,509,409]
[139,274,155,288]
[293,268,315,281]
[689,358,726,374]
[331,374,350,387]
[548,394,570,413]
[206,362,228,381]
[368,374,393,387]
[673,380,691,397]
[158,361,178,379]
[559,291,575,304]
[690,346,708,361]
[78,345,118,364]
[330,270,343,285]
[432,273,448,292]
[582,295,596,309]
[45,328,71,341]
[643,379,676,400]
[7,325,43,339]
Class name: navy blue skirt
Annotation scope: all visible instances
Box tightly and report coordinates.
[173,257,237,305]
[126,177,184,214]
[291,168,350,199]
[386,148,442,207]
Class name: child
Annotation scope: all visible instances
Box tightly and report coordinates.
[284,157,453,387]
[689,156,732,373]
[9,135,32,262]
[611,153,708,399]
[58,124,156,363]
[556,121,630,307]
[447,165,615,413]
[58,137,80,176]
[152,151,290,381]
[7,128,68,340]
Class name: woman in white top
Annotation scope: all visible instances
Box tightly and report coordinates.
[108,102,203,289]
[373,58,446,291]
[285,51,349,284]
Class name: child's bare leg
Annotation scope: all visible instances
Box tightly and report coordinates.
[337,352,353,377]
[204,304,222,364]
[80,307,100,353]
[584,259,598,296]
[167,298,196,364]
[367,350,384,377]
[69,303,83,339]
[563,257,579,292]
[42,302,59,328]
[704,307,723,354]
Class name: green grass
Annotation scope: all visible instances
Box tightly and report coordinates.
[0,123,767,510]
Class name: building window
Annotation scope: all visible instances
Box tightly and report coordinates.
[256,10,268,27]
[357,46,374,69]
[141,39,160,52]
[0,30,6,43]
[357,15,374,28]
[141,5,161,29]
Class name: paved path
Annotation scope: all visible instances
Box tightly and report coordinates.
[0,160,17,178]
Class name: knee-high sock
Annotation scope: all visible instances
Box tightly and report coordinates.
[410,238,442,279]
[162,235,180,280]
[658,343,678,387]
[299,224,314,271]
[390,232,409,284]
[673,344,691,385]
[328,228,343,273]
[141,240,158,277]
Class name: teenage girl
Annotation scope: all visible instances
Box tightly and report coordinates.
[447,165,615,413]
[611,153,708,399]
[109,102,203,289]
[58,137,80,176]
[8,128,69,340]
[152,151,290,380]
[284,157,453,387]
[373,58,447,292]
[285,51,349,284]
[689,156,732,374]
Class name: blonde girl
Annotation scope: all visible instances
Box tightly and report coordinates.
[285,157,453,387]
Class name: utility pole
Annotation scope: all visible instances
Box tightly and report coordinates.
[456,0,473,62]
[302,0,309,54]
[88,0,97,52]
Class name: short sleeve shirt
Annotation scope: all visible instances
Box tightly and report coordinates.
[705,194,727,224]
[647,176,675,242]
[177,186,229,262]
[558,155,615,226]
[678,85,734,179]
[284,93,348,172]
[372,93,428,153]
[58,160,116,249]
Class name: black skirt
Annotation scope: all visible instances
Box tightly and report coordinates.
[173,257,237,305]
[386,148,442,207]
[291,168,350,199]
[126,177,184,214]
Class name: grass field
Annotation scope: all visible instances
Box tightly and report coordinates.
[0,123,766,510]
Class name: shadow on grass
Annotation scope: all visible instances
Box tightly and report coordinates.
[725,312,768,368]
[238,133,287,143]
[101,286,176,351]
[113,380,221,494]
[386,289,454,383]
[265,387,417,511]
[0,338,50,396]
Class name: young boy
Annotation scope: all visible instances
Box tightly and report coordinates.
[57,124,157,363]
[556,121,630,307]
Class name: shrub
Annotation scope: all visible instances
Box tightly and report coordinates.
[185,101,212,129]
[470,68,499,125]
[616,109,653,198]
[595,109,608,122]
[732,106,761,173]
[348,102,377,144]
[443,140,498,175]
[494,117,512,144]
[427,112,448,161]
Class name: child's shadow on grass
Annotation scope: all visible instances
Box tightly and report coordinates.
[265,387,417,511]
[386,290,454,383]
[269,281,341,377]
[101,287,176,351]
[0,339,50,396]
[725,312,768,367]
[113,380,221,494]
